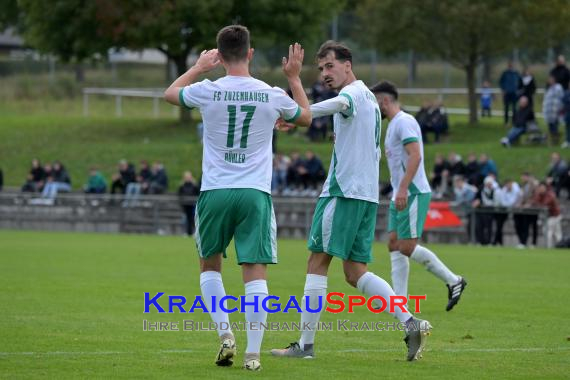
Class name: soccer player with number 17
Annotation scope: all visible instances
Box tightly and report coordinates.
[164,25,312,371]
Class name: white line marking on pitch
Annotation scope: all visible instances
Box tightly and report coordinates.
[0,347,568,356]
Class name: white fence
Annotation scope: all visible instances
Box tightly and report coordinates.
[82,87,546,118]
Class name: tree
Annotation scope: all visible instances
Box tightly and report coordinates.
[19,0,112,82]
[517,0,570,57]
[94,0,343,120]
[0,0,20,31]
[18,0,342,120]
[357,0,523,124]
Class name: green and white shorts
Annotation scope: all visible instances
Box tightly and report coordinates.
[388,193,432,239]
[307,196,378,263]
[195,188,277,264]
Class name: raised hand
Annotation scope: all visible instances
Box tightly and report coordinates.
[193,49,221,73]
[282,43,304,78]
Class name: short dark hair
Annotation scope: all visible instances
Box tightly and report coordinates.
[370,81,399,100]
[316,40,352,63]
[216,25,250,63]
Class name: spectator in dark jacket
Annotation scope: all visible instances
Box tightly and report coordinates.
[124,160,153,204]
[178,171,200,236]
[447,152,465,178]
[146,162,168,194]
[500,96,536,146]
[286,151,308,189]
[430,153,450,197]
[518,68,536,108]
[29,159,46,191]
[42,161,71,199]
[304,150,326,189]
[546,152,569,198]
[550,55,570,91]
[464,153,481,186]
[562,82,570,149]
[499,61,521,125]
[111,160,136,194]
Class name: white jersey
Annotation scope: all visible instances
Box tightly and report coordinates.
[313,80,381,204]
[384,110,431,200]
[180,76,301,194]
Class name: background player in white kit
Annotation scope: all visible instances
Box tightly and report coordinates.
[370,81,467,312]
[271,41,432,362]
[164,26,312,371]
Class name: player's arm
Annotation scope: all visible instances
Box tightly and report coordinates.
[282,43,312,127]
[395,142,421,211]
[164,49,220,106]
[276,94,348,130]
[310,95,351,118]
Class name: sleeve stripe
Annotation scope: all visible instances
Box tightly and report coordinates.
[284,106,301,123]
[402,137,419,145]
[178,88,192,109]
[339,93,354,118]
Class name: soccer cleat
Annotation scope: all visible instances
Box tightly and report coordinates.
[404,318,432,361]
[243,353,262,371]
[446,277,467,311]
[270,342,314,358]
[215,334,236,367]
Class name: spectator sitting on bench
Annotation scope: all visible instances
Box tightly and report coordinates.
[304,150,326,190]
[416,101,448,143]
[29,158,46,192]
[500,96,536,147]
[84,167,107,194]
[430,153,450,198]
[464,153,481,186]
[42,161,71,199]
[111,159,136,194]
[144,162,168,195]
[124,160,153,206]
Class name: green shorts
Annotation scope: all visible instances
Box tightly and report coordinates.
[195,189,277,264]
[307,196,378,263]
[388,193,431,239]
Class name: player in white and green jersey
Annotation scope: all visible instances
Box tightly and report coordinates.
[271,41,431,362]
[165,26,312,371]
[371,81,467,312]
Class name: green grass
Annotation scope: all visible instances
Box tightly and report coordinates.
[0,230,569,379]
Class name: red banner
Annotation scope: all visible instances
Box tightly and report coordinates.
[424,201,463,230]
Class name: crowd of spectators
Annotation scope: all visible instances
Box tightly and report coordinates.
[21,159,72,199]
[498,55,570,148]
[272,150,327,196]
[19,158,169,203]
[431,151,567,248]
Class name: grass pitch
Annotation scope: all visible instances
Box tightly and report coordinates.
[0,230,569,379]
